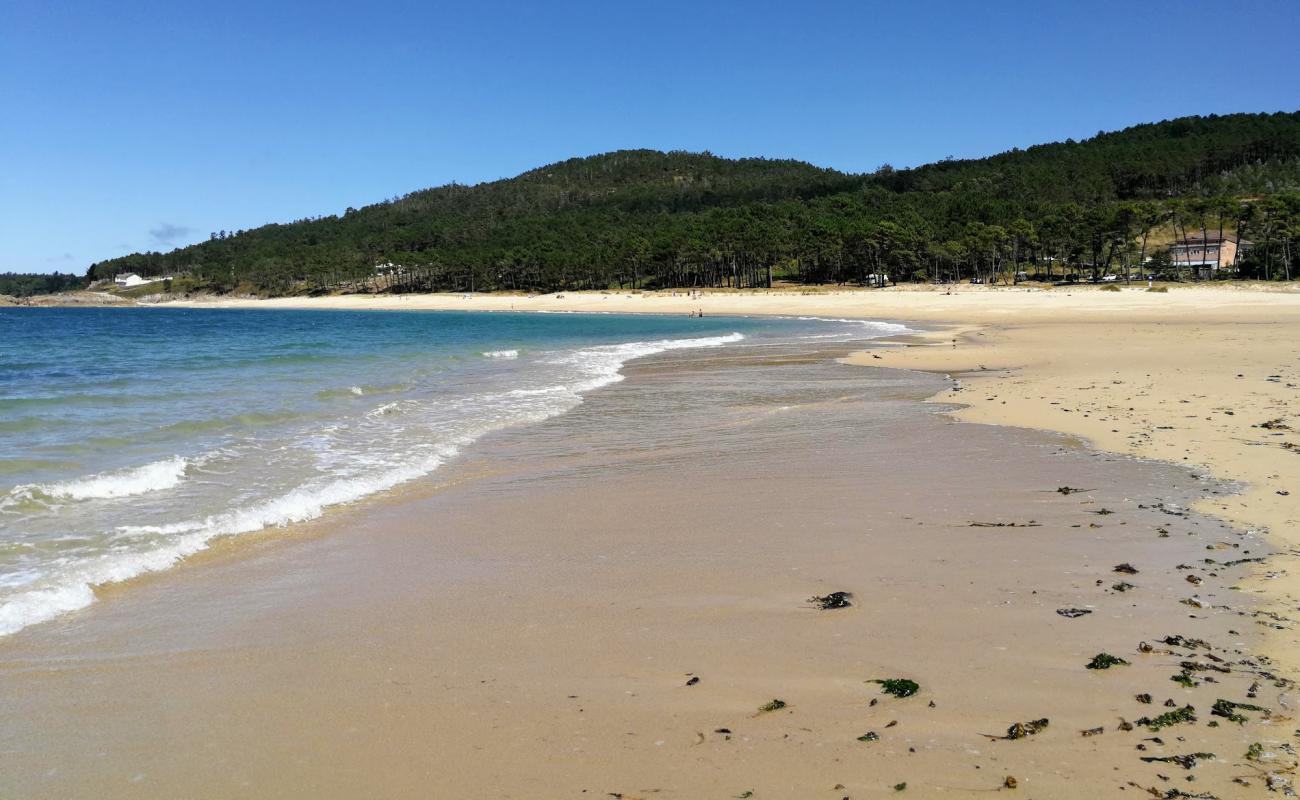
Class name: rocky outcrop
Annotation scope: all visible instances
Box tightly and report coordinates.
[21,292,136,307]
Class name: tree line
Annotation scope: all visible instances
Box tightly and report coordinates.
[0,272,86,298]
[88,111,1300,294]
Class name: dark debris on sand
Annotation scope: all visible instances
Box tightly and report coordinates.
[985,718,1050,740]
[1057,607,1093,618]
[809,591,853,610]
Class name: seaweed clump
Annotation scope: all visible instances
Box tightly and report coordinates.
[872,678,920,698]
[809,591,853,610]
[1001,718,1049,740]
[1140,752,1215,769]
[1086,652,1129,670]
[1135,705,1197,731]
[1162,635,1210,650]
[1171,672,1199,688]
[1210,698,1268,724]
[757,698,787,714]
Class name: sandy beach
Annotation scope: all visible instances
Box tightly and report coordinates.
[170,283,1300,675]
[848,290,1300,676]
[2,284,1297,798]
[0,335,1283,798]
[170,284,1300,688]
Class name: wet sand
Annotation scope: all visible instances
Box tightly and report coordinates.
[0,340,1287,798]
[848,300,1300,682]
[168,283,1300,682]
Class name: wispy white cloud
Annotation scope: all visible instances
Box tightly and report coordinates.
[149,222,192,246]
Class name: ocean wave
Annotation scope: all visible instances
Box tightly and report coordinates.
[795,317,912,338]
[3,456,189,508]
[0,444,463,637]
[159,411,310,436]
[0,330,748,637]
[482,349,519,359]
[550,332,744,394]
[0,583,98,637]
[0,393,124,411]
[365,401,402,418]
[315,383,409,400]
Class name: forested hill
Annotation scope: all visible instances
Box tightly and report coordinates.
[90,111,1300,293]
[879,112,1300,201]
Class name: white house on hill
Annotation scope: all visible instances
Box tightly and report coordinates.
[114,273,164,288]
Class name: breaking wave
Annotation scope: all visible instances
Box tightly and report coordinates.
[0,331,746,637]
[2,456,189,508]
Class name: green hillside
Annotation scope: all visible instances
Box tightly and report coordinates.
[89,111,1300,294]
[0,272,86,298]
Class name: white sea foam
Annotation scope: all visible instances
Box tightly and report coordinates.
[0,583,98,637]
[550,332,744,394]
[482,349,519,359]
[3,456,189,508]
[0,444,463,637]
[795,317,912,339]
[365,401,402,418]
[0,331,747,637]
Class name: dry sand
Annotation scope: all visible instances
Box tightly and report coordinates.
[164,280,1294,322]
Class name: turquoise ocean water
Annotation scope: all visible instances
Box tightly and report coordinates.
[0,307,906,635]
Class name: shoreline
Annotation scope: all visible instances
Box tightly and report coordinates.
[1,334,1280,797]
[165,286,1300,680]
[849,316,1300,675]
[149,280,1299,319]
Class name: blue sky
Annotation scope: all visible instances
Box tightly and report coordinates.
[3,0,1297,273]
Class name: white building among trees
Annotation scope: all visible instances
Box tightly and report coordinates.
[114,273,165,288]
